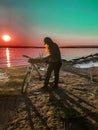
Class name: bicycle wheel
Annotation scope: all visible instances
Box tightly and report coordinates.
[21,72,31,93]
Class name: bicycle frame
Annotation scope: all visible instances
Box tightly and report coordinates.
[21,55,43,93]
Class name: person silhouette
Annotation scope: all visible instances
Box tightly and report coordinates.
[42,37,62,89]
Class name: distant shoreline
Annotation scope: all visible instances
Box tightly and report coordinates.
[0,45,98,48]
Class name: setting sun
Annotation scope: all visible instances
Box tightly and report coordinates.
[2,34,11,42]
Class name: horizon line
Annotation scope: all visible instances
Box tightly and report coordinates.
[0,45,98,48]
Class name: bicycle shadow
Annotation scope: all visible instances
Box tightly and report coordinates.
[23,93,50,130]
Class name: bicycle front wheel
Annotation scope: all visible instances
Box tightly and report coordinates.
[21,72,31,93]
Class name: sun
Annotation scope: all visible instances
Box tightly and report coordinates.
[2,34,11,42]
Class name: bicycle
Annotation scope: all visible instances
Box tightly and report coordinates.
[21,55,46,93]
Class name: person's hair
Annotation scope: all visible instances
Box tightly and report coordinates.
[44,37,53,45]
[45,44,51,54]
[44,37,53,54]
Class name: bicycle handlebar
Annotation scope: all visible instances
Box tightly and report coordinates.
[23,55,42,79]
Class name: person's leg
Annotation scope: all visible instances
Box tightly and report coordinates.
[53,62,62,87]
[43,63,53,87]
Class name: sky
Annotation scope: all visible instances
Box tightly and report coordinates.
[0,0,98,46]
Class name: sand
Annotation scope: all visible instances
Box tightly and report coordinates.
[0,64,98,130]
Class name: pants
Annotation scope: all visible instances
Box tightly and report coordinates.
[44,62,62,87]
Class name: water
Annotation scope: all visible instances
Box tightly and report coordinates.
[0,47,98,68]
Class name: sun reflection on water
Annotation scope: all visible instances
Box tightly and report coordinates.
[6,48,11,67]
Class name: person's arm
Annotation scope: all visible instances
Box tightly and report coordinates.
[28,58,41,64]
[28,55,51,64]
[42,55,51,62]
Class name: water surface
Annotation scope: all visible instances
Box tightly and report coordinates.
[0,47,98,68]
